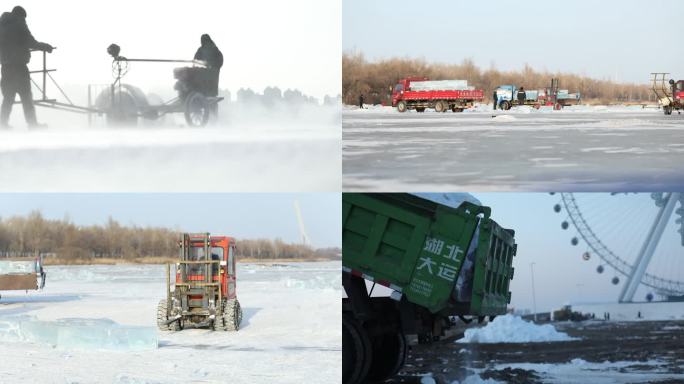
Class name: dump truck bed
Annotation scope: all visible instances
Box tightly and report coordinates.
[342,193,516,316]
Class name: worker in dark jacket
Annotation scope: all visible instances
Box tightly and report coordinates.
[492,90,498,110]
[516,87,526,106]
[0,6,53,128]
[193,34,223,97]
[359,94,364,109]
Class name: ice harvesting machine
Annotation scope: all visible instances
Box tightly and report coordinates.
[651,73,684,115]
[0,255,46,301]
[157,233,242,331]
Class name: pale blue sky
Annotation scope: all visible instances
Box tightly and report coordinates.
[0,194,341,248]
[343,0,683,84]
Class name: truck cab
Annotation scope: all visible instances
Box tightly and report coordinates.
[391,77,428,107]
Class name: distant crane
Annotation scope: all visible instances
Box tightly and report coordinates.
[293,200,311,246]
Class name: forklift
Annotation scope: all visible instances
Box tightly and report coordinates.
[157,233,242,331]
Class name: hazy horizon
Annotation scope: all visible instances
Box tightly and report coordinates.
[344,0,684,85]
[0,194,342,248]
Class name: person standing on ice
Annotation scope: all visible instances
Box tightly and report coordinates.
[516,86,526,106]
[194,34,223,116]
[359,94,364,109]
[492,90,498,110]
[0,6,53,129]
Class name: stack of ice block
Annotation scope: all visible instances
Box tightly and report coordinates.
[0,316,158,351]
[0,260,38,275]
[410,80,470,91]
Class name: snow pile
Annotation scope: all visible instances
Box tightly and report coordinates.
[456,314,577,343]
[0,316,157,351]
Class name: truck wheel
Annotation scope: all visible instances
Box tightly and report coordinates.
[554,102,562,110]
[452,107,463,113]
[396,101,407,113]
[366,331,407,383]
[343,314,372,384]
[156,299,181,331]
[500,100,511,110]
[415,107,426,113]
[664,106,673,115]
[434,101,445,113]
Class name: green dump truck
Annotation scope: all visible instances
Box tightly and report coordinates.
[342,193,517,384]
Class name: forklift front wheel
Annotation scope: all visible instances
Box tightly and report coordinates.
[156,299,182,331]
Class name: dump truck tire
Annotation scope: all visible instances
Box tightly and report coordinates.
[415,107,425,113]
[216,298,241,331]
[343,314,372,384]
[156,299,181,331]
[452,107,464,113]
[366,330,407,383]
[396,101,407,113]
[434,100,445,113]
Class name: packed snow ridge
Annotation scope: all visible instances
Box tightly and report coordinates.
[456,314,577,343]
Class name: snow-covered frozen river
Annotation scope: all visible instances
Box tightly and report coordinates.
[343,105,684,191]
[0,262,341,383]
[0,108,341,192]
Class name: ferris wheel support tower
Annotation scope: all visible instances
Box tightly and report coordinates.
[619,192,681,303]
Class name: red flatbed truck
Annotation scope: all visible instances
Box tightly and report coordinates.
[391,77,484,113]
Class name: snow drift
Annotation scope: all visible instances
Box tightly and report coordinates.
[456,314,577,343]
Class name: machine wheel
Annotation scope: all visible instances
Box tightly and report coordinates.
[554,102,562,110]
[366,330,407,383]
[156,299,181,331]
[415,107,426,113]
[215,298,242,331]
[343,314,372,384]
[664,106,673,115]
[500,100,511,110]
[434,100,446,113]
[452,107,464,113]
[396,101,407,113]
[184,91,211,127]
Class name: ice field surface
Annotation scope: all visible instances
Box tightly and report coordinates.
[0,262,341,383]
[343,105,684,191]
[0,105,341,192]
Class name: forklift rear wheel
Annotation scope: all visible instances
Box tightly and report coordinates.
[396,101,407,113]
[366,330,407,383]
[156,299,181,331]
[184,91,211,127]
[343,314,372,384]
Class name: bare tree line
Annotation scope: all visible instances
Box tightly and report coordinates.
[0,212,338,262]
[343,52,654,106]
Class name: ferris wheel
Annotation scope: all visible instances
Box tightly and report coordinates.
[553,193,684,302]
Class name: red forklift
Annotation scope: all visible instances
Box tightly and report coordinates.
[157,233,242,331]
[651,73,684,115]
